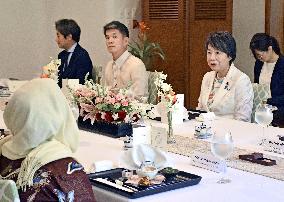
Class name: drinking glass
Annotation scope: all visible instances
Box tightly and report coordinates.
[210,132,233,184]
[255,103,276,137]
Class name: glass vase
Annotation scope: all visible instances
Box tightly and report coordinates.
[167,111,176,144]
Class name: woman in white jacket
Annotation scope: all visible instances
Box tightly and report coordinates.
[197,31,253,122]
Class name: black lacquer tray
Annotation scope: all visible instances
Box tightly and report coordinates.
[89,168,202,199]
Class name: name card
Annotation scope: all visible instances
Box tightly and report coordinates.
[151,126,167,150]
[260,138,284,155]
[132,125,151,146]
[190,151,224,173]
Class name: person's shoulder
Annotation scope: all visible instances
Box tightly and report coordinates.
[232,65,251,82]
[128,54,144,65]
[203,70,215,78]
[277,55,284,65]
[75,44,89,54]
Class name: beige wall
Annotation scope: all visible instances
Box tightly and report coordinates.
[232,0,265,81]
[0,0,141,80]
[0,0,267,81]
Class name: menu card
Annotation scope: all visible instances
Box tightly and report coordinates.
[151,126,167,150]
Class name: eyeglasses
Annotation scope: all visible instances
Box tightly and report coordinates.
[255,50,266,59]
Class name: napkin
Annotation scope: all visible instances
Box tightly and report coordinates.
[120,144,167,170]
[89,160,113,173]
[196,112,216,121]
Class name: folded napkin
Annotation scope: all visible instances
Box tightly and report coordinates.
[89,160,113,173]
[197,112,216,122]
[120,144,167,170]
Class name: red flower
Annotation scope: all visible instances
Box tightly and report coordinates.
[132,114,139,122]
[138,21,149,33]
[105,111,114,122]
[95,112,102,121]
[118,111,127,121]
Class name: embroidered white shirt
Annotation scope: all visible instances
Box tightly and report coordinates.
[112,50,131,87]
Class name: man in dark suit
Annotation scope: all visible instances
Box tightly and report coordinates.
[55,19,93,88]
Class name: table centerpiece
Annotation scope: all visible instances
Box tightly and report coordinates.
[155,71,177,143]
[71,78,150,138]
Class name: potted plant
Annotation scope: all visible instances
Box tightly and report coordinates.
[129,21,165,71]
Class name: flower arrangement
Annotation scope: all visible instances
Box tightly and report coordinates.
[129,21,165,71]
[154,71,177,143]
[72,79,150,124]
[40,58,61,82]
[154,71,177,111]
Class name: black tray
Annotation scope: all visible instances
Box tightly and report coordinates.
[89,168,202,199]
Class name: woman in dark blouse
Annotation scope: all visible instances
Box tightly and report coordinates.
[250,33,284,127]
[0,78,95,201]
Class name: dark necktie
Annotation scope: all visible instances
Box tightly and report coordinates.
[62,51,70,72]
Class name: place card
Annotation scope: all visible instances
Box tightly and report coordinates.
[151,126,167,150]
[190,151,224,173]
[260,138,284,155]
[132,125,151,146]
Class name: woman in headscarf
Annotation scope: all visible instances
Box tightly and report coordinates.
[0,78,95,201]
[197,31,253,122]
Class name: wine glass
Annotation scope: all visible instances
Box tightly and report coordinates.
[255,103,276,137]
[211,132,233,184]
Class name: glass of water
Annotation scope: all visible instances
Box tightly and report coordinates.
[255,103,277,137]
[211,132,233,184]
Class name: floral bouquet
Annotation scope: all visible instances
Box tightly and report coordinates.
[154,71,177,111]
[72,79,150,125]
[40,58,61,82]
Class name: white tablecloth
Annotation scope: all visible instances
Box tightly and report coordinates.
[74,117,284,202]
[1,110,284,202]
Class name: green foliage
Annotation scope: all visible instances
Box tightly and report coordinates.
[128,37,165,71]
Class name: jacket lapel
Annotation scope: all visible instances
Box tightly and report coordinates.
[202,72,215,111]
[67,45,80,69]
[211,64,236,109]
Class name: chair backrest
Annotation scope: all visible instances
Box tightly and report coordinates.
[0,180,20,202]
[252,83,271,122]
[93,65,103,84]
[147,71,159,104]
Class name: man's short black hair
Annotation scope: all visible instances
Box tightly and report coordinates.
[103,21,129,37]
[55,19,81,42]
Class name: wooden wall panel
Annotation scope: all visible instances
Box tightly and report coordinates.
[187,0,232,107]
[143,0,186,95]
[143,0,232,108]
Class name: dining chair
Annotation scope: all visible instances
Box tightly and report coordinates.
[252,83,271,122]
[147,71,160,104]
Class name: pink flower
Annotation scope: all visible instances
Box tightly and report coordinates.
[121,100,129,106]
[115,93,123,101]
[80,103,95,112]
[107,97,116,105]
[95,97,103,104]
